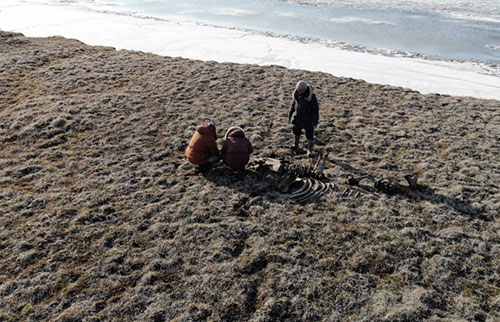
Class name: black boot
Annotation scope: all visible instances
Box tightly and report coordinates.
[290,135,300,151]
[307,139,315,157]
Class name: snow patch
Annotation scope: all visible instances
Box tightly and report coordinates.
[330,16,397,26]
[1,1,499,100]
[218,8,256,16]
[486,44,500,51]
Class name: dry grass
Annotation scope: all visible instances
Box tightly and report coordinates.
[0,30,499,321]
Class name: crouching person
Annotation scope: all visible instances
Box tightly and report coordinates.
[221,127,253,174]
[186,123,220,172]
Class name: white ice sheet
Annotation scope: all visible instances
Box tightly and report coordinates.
[1,2,499,100]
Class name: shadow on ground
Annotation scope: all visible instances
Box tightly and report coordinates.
[200,165,284,204]
[329,158,485,219]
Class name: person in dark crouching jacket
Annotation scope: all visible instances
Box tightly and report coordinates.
[186,123,220,172]
[289,80,319,157]
[221,127,253,173]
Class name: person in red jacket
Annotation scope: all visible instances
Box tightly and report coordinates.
[185,123,220,171]
[221,127,253,173]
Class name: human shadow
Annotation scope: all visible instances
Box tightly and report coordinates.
[328,158,487,220]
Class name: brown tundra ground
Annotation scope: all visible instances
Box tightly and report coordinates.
[0,31,499,321]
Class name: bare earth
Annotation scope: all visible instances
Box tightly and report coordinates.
[0,31,499,321]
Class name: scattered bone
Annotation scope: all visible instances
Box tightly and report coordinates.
[252,157,429,203]
[251,157,336,203]
[312,154,322,173]
[254,157,285,174]
[315,157,327,177]
[347,174,370,186]
[404,174,419,190]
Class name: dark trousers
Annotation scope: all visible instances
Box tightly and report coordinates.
[293,125,314,140]
[191,155,219,172]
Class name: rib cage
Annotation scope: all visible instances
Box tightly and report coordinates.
[251,157,427,204]
[251,156,361,204]
[288,179,334,203]
[280,155,336,203]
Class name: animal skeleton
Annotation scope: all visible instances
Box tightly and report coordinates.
[251,157,423,204]
[252,156,336,203]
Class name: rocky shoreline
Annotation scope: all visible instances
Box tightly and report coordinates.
[1,31,499,321]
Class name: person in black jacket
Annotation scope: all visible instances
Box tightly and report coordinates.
[288,80,319,157]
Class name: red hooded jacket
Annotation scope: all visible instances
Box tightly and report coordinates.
[185,124,220,165]
[221,128,253,170]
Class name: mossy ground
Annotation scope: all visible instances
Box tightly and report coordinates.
[0,31,499,321]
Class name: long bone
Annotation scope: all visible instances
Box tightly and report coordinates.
[288,178,310,195]
[289,178,314,200]
[298,181,329,203]
[315,157,327,177]
[312,155,322,173]
[293,179,321,203]
[290,179,332,203]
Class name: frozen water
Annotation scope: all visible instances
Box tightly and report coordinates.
[267,0,500,23]
[90,0,500,62]
[1,0,499,99]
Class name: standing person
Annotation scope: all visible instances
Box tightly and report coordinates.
[221,126,253,174]
[288,80,319,157]
[185,123,220,172]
